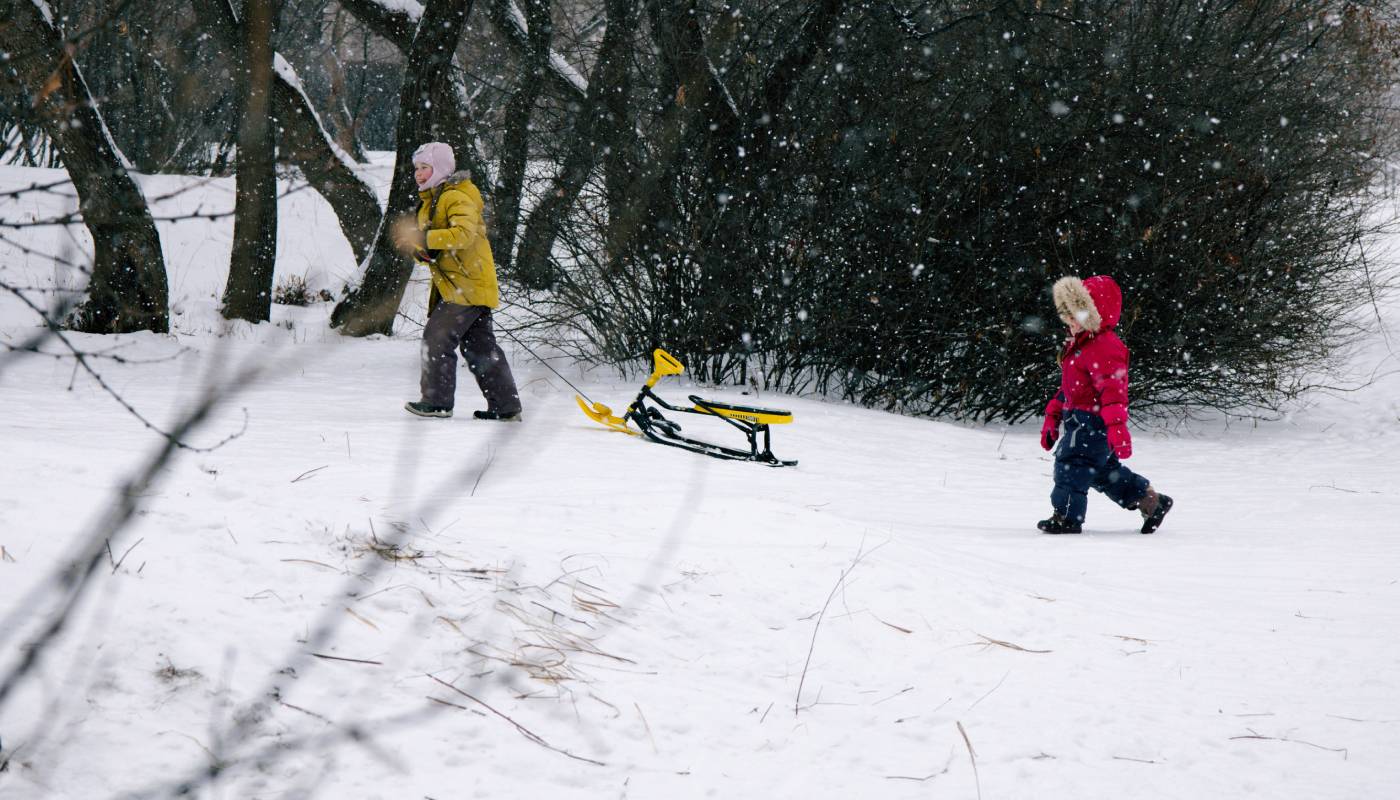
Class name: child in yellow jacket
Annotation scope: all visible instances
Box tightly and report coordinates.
[394,142,521,420]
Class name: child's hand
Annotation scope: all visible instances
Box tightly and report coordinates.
[1107,423,1132,459]
[390,215,427,254]
[1040,394,1064,450]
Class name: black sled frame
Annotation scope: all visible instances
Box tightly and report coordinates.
[576,349,798,467]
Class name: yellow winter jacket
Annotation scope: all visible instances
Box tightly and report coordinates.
[417,172,499,309]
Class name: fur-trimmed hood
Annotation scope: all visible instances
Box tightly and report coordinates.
[417,171,477,202]
[1053,275,1122,332]
[441,170,474,188]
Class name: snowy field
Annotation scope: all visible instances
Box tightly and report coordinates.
[1,164,1398,799]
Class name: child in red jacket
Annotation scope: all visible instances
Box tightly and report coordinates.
[1037,275,1173,534]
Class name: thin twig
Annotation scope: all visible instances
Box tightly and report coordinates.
[1229,729,1348,757]
[429,675,606,766]
[973,633,1052,653]
[470,447,496,497]
[635,702,658,754]
[291,465,329,483]
[111,537,145,574]
[278,701,334,724]
[957,721,981,800]
[967,670,1009,711]
[309,653,383,666]
[796,542,876,716]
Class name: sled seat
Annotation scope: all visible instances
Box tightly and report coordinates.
[688,395,793,426]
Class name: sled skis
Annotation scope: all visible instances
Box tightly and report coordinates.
[576,349,797,466]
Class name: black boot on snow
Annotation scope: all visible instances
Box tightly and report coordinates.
[1139,492,1173,534]
[1037,513,1082,534]
[473,409,522,421]
[405,401,453,418]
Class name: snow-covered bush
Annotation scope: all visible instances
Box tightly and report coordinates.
[272,274,333,306]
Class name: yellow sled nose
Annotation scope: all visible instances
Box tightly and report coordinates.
[575,396,638,435]
[645,348,685,387]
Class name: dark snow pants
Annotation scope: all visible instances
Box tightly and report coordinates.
[420,302,522,414]
[1051,410,1150,524]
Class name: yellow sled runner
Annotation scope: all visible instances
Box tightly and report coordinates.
[576,349,797,466]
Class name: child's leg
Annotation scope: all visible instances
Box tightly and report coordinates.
[459,309,522,415]
[420,303,478,408]
[1051,454,1098,524]
[1050,413,1108,524]
[1090,457,1151,510]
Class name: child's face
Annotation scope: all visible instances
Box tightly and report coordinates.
[414,162,434,186]
[1061,314,1084,335]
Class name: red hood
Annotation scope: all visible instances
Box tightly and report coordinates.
[1083,275,1122,331]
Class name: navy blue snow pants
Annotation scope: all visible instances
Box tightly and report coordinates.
[1051,410,1151,524]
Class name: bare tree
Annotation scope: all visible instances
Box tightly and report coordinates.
[490,0,553,276]
[0,0,169,333]
[191,0,384,265]
[513,0,637,288]
[334,0,494,185]
[222,0,280,322]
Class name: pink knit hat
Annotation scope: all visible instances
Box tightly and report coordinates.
[412,142,455,190]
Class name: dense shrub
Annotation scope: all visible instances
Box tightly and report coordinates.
[538,0,1399,420]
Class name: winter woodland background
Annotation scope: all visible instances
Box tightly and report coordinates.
[1,1,1399,798]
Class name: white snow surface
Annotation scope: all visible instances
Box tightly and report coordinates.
[1,165,1398,798]
[368,0,425,19]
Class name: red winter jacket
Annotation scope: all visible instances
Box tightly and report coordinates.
[1042,275,1132,455]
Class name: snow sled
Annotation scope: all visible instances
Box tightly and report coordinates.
[575,349,797,466]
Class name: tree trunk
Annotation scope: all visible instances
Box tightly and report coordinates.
[337,0,496,190]
[490,0,553,279]
[222,0,279,322]
[194,0,383,266]
[0,2,169,334]
[272,61,383,263]
[514,0,637,287]
[474,0,589,105]
[330,0,475,337]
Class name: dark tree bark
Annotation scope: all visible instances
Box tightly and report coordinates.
[193,0,383,264]
[490,0,553,278]
[0,2,169,333]
[273,67,382,262]
[745,0,846,161]
[339,0,592,194]
[478,0,587,106]
[337,0,492,193]
[330,0,475,337]
[222,0,279,322]
[514,0,638,287]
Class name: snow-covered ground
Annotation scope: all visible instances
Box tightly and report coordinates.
[1,165,1398,799]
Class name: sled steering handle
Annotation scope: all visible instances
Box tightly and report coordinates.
[645,348,685,388]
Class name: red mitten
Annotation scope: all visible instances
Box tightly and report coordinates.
[1106,423,1132,459]
[1100,403,1131,459]
[1040,394,1064,451]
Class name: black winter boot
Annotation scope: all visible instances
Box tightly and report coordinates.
[1037,513,1082,534]
[1138,488,1173,534]
[473,409,522,421]
[405,401,453,418]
